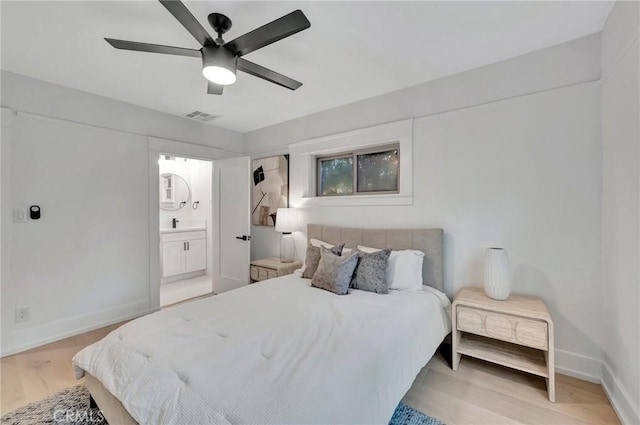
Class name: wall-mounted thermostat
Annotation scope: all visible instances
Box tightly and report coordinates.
[29,205,41,220]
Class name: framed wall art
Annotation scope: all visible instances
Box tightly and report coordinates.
[252,154,289,226]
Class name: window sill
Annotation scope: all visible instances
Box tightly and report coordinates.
[299,194,413,207]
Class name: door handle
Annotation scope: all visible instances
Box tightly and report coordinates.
[235,235,251,241]
[183,242,186,251]
[187,241,190,250]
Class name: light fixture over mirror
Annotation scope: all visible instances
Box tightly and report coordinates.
[202,46,237,85]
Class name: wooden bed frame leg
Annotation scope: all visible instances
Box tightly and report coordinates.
[89,394,98,409]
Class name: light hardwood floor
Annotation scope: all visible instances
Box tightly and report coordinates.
[1,323,122,415]
[2,323,620,424]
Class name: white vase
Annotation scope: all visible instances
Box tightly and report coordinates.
[484,248,511,300]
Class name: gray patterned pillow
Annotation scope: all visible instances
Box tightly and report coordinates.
[350,249,392,294]
[301,243,345,279]
[311,246,358,295]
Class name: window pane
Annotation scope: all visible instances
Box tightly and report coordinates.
[357,148,399,193]
[319,157,353,195]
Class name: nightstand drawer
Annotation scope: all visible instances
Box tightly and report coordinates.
[250,266,259,281]
[457,306,548,350]
[249,258,302,283]
[258,267,269,281]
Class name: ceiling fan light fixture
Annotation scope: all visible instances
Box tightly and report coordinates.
[202,46,237,85]
[105,3,309,95]
[202,65,236,85]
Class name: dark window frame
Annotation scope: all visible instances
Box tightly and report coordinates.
[315,143,400,197]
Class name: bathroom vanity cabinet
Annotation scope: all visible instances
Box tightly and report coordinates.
[160,229,207,278]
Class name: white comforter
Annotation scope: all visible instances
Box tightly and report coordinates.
[73,275,450,424]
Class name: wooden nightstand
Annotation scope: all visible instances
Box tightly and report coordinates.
[452,287,555,402]
[250,257,302,283]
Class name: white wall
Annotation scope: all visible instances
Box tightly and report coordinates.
[244,33,600,155]
[1,71,243,153]
[1,73,241,355]
[244,34,604,381]
[601,2,640,424]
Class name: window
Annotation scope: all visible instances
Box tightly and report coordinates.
[290,119,412,206]
[316,144,399,196]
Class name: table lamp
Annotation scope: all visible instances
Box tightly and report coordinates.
[275,208,298,263]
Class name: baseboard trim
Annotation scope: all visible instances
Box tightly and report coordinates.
[1,300,152,357]
[161,270,205,284]
[602,361,640,425]
[554,348,602,383]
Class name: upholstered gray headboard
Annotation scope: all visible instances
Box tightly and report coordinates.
[307,224,444,292]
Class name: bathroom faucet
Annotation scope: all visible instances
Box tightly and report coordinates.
[172,218,179,229]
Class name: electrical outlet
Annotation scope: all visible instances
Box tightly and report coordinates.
[15,307,29,322]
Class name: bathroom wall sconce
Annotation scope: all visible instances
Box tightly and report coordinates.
[192,201,200,210]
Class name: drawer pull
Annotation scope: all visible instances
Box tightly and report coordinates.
[485,315,513,340]
[456,306,548,350]
[515,321,547,349]
[457,308,483,333]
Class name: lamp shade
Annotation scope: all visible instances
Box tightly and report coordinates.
[275,208,298,233]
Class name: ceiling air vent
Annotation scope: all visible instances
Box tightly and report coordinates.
[183,110,220,122]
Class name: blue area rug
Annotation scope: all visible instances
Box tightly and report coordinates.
[390,403,445,425]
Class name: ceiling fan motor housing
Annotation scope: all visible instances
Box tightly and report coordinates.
[202,46,236,69]
[202,46,238,84]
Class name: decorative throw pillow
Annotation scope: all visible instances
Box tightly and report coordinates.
[357,246,425,291]
[301,243,345,279]
[311,246,359,295]
[310,238,353,255]
[350,249,392,294]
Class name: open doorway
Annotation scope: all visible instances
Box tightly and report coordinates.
[158,154,213,306]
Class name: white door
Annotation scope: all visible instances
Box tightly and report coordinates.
[162,241,186,277]
[213,156,251,293]
[185,238,207,273]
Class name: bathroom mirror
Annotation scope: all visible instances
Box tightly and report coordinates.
[160,173,191,211]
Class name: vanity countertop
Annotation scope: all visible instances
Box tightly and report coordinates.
[160,227,206,234]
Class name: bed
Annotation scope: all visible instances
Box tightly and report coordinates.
[73,224,450,424]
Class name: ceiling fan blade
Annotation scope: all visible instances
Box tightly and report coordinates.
[105,38,201,58]
[207,81,224,95]
[238,58,302,90]
[224,10,310,57]
[158,0,216,47]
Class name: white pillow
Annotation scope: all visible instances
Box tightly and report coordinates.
[358,245,424,291]
[310,238,352,255]
[310,238,334,248]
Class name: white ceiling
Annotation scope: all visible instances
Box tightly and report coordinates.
[1,1,613,133]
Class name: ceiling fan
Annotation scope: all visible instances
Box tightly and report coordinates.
[105,0,310,95]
